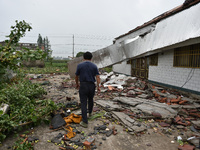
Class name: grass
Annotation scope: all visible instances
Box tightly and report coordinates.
[101,66,113,73]
[22,60,68,74]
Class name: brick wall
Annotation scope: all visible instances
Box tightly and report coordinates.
[149,49,200,92]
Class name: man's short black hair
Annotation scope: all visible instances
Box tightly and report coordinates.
[83,51,93,60]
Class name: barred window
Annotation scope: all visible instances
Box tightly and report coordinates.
[127,60,131,64]
[149,54,158,66]
[174,43,200,68]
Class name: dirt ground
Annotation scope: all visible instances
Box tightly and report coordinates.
[1,73,198,150]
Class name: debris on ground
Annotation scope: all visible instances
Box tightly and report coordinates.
[3,72,199,150]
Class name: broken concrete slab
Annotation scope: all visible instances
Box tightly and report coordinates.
[154,86,164,91]
[136,103,176,118]
[111,111,146,133]
[137,94,148,99]
[182,104,200,109]
[181,97,195,103]
[95,100,122,111]
[127,90,136,95]
[156,90,177,99]
[113,97,143,107]
[191,120,200,128]
[130,125,147,133]
[113,97,177,118]
[134,88,145,93]
[125,116,135,124]
[170,105,181,109]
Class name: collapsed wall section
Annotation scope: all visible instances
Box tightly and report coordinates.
[68,3,200,78]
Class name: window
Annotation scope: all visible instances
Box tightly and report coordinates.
[149,54,158,66]
[174,43,200,68]
[127,60,131,64]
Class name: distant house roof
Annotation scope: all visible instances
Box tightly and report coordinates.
[115,0,200,40]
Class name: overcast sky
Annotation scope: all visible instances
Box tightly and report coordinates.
[0,0,185,57]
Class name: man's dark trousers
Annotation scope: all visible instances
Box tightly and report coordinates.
[79,82,95,124]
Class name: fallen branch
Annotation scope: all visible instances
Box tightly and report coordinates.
[20,137,28,144]
[18,111,52,126]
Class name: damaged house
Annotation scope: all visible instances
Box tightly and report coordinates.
[68,0,200,94]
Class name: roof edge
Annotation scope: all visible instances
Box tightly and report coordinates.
[115,0,200,40]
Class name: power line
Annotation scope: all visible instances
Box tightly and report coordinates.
[181,68,195,88]
[0,33,114,40]
[51,43,107,47]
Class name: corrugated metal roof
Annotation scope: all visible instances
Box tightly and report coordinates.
[68,0,200,78]
[115,0,200,40]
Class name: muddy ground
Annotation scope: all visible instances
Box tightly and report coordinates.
[1,73,200,150]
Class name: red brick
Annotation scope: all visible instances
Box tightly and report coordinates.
[177,121,191,126]
[159,97,167,103]
[127,87,135,90]
[178,144,195,150]
[152,112,162,118]
[153,91,157,94]
[167,99,171,103]
[175,116,182,123]
[155,93,160,98]
[185,117,194,121]
[159,122,170,127]
[83,141,92,149]
[161,90,166,93]
[136,92,142,95]
[188,109,198,113]
[179,100,188,105]
[171,99,180,103]
[177,96,181,101]
[189,113,200,118]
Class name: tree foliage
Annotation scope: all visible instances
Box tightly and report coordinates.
[37,34,52,60]
[0,20,46,77]
[37,34,43,49]
[0,77,60,143]
[44,36,52,60]
[76,51,84,57]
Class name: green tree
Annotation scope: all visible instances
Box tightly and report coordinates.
[37,34,43,49]
[45,36,52,61]
[0,20,46,80]
[76,51,84,57]
[38,35,52,61]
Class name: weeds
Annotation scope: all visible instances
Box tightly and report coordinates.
[22,61,68,74]
[0,75,61,144]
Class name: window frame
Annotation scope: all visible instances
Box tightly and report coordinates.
[149,54,158,66]
[173,43,200,68]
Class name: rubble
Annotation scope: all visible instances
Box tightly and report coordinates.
[178,144,195,150]
[51,114,66,129]
[95,100,122,111]
[11,72,199,150]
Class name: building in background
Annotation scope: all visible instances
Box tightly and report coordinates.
[112,0,200,94]
[0,41,45,51]
[0,41,45,67]
[69,0,200,94]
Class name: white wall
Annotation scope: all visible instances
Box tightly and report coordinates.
[113,61,131,75]
[149,50,200,92]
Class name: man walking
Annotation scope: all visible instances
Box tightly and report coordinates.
[75,52,101,128]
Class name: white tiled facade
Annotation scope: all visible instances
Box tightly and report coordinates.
[113,61,131,76]
[149,49,200,92]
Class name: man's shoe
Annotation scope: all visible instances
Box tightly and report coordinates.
[89,113,92,118]
[80,121,88,128]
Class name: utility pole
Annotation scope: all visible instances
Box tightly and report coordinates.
[72,34,74,58]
